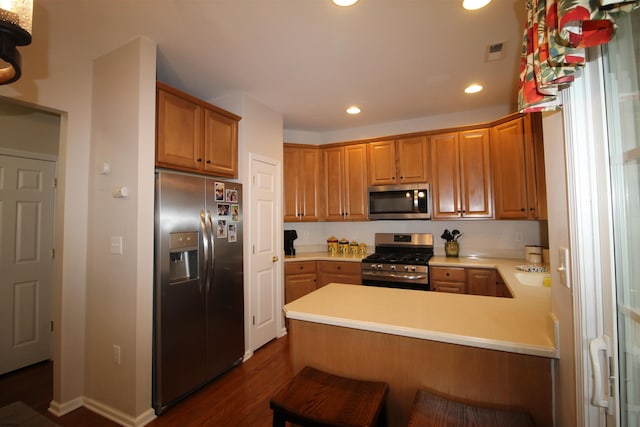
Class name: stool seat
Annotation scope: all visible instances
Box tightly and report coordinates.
[408,389,535,427]
[270,366,388,427]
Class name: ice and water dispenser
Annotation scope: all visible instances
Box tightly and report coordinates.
[169,231,199,283]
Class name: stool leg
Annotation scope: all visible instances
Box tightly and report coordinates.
[272,411,286,427]
[377,404,388,427]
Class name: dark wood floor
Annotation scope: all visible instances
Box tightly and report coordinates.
[0,335,291,426]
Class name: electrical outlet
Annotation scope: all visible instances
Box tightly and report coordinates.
[515,231,523,242]
[113,345,121,365]
[558,246,570,288]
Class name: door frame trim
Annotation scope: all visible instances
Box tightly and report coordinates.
[562,48,619,426]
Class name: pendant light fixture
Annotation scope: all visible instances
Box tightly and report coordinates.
[0,0,33,84]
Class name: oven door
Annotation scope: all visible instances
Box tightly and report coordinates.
[361,267,430,291]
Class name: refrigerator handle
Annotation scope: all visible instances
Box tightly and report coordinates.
[206,210,215,294]
[200,210,209,294]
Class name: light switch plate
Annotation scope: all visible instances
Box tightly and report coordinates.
[110,236,123,255]
[558,246,570,288]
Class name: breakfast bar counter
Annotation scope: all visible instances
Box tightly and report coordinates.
[283,257,556,427]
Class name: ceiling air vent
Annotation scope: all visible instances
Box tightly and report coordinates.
[486,41,505,62]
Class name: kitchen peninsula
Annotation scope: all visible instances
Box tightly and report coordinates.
[283,257,557,427]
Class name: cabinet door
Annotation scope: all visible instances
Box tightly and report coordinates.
[430,132,461,219]
[432,281,467,293]
[459,129,493,218]
[317,261,361,287]
[284,146,321,222]
[367,140,397,186]
[323,146,346,221]
[203,108,238,178]
[285,273,318,303]
[491,117,530,219]
[283,146,300,222]
[467,268,497,296]
[343,144,368,221]
[156,88,203,170]
[299,147,321,221]
[397,136,428,183]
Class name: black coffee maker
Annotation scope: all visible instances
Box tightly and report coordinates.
[284,230,298,256]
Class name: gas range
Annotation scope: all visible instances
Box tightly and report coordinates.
[361,233,434,291]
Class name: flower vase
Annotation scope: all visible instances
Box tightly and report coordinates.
[444,241,459,257]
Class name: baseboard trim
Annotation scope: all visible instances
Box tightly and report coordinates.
[48,396,83,417]
[84,397,156,427]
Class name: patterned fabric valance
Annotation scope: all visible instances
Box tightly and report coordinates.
[518,0,638,112]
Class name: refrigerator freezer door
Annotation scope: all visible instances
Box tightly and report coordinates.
[154,172,207,412]
[205,179,245,380]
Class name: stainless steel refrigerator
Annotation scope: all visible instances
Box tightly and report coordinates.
[153,170,244,414]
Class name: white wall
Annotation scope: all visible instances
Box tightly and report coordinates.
[85,37,156,423]
[542,110,575,426]
[284,104,511,144]
[289,219,543,259]
[0,10,95,410]
[210,93,285,354]
[0,100,60,155]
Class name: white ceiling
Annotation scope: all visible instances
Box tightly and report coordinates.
[37,0,526,132]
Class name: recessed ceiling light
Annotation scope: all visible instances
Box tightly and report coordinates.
[464,84,483,94]
[333,0,359,6]
[346,106,361,115]
[463,0,491,10]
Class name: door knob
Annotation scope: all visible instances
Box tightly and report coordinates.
[272,256,279,262]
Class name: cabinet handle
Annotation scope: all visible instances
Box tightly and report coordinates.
[197,158,202,162]
[206,160,211,164]
[446,272,450,277]
[520,208,526,212]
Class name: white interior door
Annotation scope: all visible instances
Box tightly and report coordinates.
[0,155,56,374]
[249,155,281,351]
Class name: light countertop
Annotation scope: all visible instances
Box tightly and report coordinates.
[283,257,558,359]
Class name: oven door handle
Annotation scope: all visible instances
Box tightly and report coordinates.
[362,272,426,281]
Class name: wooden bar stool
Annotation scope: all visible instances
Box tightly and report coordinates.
[408,389,535,427]
[270,366,389,427]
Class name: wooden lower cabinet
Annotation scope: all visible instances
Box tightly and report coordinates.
[430,266,466,293]
[317,261,361,287]
[467,268,497,296]
[431,266,511,298]
[284,262,317,304]
[285,261,361,303]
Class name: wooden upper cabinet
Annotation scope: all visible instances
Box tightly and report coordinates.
[491,113,546,220]
[156,82,240,178]
[430,129,492,219]
[367,140,397,186]
[203,108,238,177]
[323,144,368,221]
[459,129,493,218]
[283,144,321,222]
[156,88,203,170]
[397,136,429,183]
[367,136,428,186]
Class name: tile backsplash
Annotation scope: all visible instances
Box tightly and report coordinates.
[285,220,546,260]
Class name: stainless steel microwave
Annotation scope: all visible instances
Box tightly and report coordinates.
[368,184,430,220]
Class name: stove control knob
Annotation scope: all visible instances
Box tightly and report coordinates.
[377,264,383,270]
[404,265,409,271]
[390,265,396,270]
[411,266,417,272]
